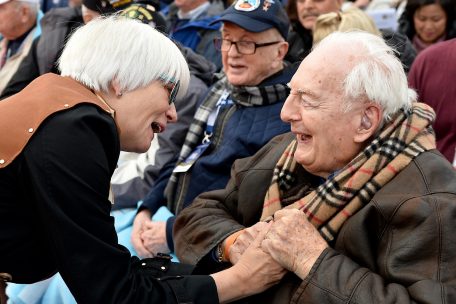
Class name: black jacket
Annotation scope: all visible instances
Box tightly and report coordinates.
[0,75,218,303]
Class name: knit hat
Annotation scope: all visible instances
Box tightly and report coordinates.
[211,0,290,39]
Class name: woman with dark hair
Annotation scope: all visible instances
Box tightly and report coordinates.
[398,0,456,53]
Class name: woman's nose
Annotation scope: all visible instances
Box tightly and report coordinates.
[167,103,178,123]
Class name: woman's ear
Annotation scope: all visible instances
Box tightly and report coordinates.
[354,104,382,143]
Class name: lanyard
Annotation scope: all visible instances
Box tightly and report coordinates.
[202,89,231,144]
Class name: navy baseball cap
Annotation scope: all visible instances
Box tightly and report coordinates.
[211,0,290,40]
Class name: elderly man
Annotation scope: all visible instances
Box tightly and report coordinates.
[0,0,40,94]
[285,0,416,72]
[131,0,293,258]
[174,31,456,303]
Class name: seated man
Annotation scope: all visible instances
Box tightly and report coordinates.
[131,0,294,258]
[175,31,456,303]
[0,0,41,94]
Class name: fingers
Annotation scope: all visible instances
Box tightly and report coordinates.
[272,208,301,222]
[132,233,151,258]
[251,221,272,248]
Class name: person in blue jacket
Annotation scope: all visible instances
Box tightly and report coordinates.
[131,0,296,258]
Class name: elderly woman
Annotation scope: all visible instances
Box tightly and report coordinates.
[174,31,456,303]
[0,17,285,303]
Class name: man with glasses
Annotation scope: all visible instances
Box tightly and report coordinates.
[130,0,297,260]
[0,0,41,95]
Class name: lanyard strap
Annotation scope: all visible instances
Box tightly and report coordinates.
[202,89,231,144]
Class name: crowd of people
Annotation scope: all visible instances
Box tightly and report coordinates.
[1,0,456,302]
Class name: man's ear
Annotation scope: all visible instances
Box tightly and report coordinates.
[110,79,122,97]
[354,104,382,143]
[277,41,289,60]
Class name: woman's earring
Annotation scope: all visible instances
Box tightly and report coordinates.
[116,92,123,98]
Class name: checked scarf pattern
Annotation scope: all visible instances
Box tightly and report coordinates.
[165,74,289,211]
[260,102,436,242]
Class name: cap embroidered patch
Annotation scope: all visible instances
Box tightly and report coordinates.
[234,0,260,12]
[262,0,274,11]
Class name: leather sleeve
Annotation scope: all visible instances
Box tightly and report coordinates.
[292,194,456,304]
[174,134,292,265]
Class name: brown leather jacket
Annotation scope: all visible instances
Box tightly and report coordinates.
[175,132,456,303]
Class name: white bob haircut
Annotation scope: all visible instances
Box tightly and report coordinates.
[59,16,190,100]
[313,31,416,122]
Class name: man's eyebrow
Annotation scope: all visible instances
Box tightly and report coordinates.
[287,83,320,100]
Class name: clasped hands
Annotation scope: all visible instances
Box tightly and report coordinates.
[131,209,170,258]
[228,209,328,280]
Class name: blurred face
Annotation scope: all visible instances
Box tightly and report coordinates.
[175,0,205,13]
[221,23,287,86]
[413,4,447,44]
[0,0,24,40]
[281,45,367,177]
[81,4,100,24]
[109,81,178,153]
[296,0,342,30]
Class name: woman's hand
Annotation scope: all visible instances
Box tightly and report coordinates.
[229,221,268,264]
[211,223,286,303]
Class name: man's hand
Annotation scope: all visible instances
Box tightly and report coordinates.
[140,221,170,257]
[262,209,328,279]
[131,209,153,258]
[229,221,268,264]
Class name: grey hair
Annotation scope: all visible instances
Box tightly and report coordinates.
[59,16,190,99]
[313,31,416,122]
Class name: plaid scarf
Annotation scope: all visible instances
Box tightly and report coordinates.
[165,74,289,211]
[260,102,436,242]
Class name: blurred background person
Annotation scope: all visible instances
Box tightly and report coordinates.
[0,0,42,95]
[398,0,456,53]
[312,7,381,44]
[162,0,224,69]
[408,38,456,165]
[285,0,416,72]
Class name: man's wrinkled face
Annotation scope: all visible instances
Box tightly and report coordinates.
[221,22,285,86]
[280,43,367,177]
[0,0,23,40]
[296,0,342,30]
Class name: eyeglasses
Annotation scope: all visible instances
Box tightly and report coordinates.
[159,76,180,105]
[213,38,281,55]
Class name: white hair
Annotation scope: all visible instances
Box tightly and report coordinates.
[59,16,190,99]
[313,31,416,122]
